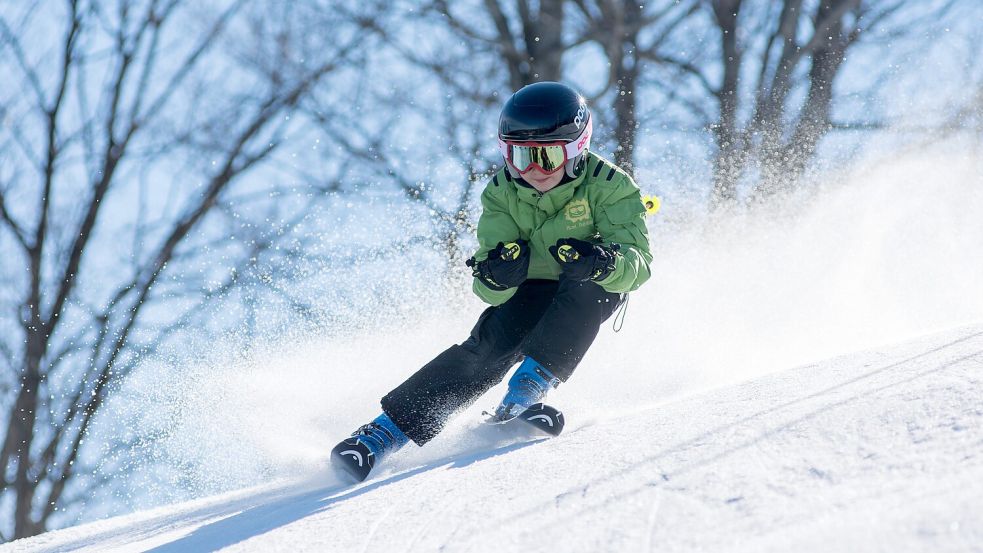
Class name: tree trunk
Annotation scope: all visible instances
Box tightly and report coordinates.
[710,0,744,208]
[781,0,850,181]
[11,357,41,538]
[611,2,642,177]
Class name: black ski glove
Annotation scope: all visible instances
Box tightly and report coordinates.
[466,240,530,291]
[548,238,620,282]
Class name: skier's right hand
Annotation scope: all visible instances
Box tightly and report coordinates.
[466,240,530,291]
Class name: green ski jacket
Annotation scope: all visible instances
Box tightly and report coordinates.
[472,152,653,305]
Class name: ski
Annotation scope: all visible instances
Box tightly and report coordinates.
[330,438,375,483]
[483,402,565,437]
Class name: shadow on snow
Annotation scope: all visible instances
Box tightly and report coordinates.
[142,438,544,552]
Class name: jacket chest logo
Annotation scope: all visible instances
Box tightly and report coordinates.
[564,199,591,224]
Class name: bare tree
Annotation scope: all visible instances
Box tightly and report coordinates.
[568,1,700,175]
[298,1,521,285]
[0,0,357,539]
[630,0,962,208]
[428,0,566,91]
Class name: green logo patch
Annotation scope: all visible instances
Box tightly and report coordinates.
[564,199,591,224]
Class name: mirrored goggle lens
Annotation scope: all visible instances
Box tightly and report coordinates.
[508,144,567,173]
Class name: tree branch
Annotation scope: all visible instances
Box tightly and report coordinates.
[0,187,29,252]
[0,14,48,110]
[640,51,718,98]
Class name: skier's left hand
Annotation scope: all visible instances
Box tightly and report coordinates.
[549,238,620,282]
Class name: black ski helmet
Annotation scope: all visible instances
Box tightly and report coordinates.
[498,81,592,179]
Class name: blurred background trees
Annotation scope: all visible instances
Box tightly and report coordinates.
[0,0,369,539]
[0,0,978,540]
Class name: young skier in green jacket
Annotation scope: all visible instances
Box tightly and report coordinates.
[331,81,653,482]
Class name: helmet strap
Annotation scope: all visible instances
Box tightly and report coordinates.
[564,152,588,179]
[562,114,591,179]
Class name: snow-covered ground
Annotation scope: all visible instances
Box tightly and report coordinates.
[8,323,982,553]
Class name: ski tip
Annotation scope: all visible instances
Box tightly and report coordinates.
[520,403,565,437]
[480,403,565,436]
[330,438,375,483]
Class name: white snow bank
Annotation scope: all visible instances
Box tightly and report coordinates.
[10,323,983,553]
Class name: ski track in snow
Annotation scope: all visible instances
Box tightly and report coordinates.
[5,323,983,553]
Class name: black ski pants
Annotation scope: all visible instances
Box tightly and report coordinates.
[381,278,624,445]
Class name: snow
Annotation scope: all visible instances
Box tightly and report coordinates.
[8,323,982,553]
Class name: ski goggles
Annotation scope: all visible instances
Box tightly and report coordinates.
[498,116,592,176]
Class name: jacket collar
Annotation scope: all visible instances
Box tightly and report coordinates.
[513,169,588,216]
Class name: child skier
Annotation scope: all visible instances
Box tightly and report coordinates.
[331,81,653,482]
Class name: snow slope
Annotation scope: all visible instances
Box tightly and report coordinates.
[7,323,982,553]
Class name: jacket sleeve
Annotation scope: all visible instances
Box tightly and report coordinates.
[471,182,522,305]
[593,174,653,293]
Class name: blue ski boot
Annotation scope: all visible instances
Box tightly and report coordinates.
[331,412,409,482]
[492,356,561,422]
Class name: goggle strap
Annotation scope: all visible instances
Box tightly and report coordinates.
[498,138,510,159]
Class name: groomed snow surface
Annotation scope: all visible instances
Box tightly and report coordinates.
[7,323,982,553]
